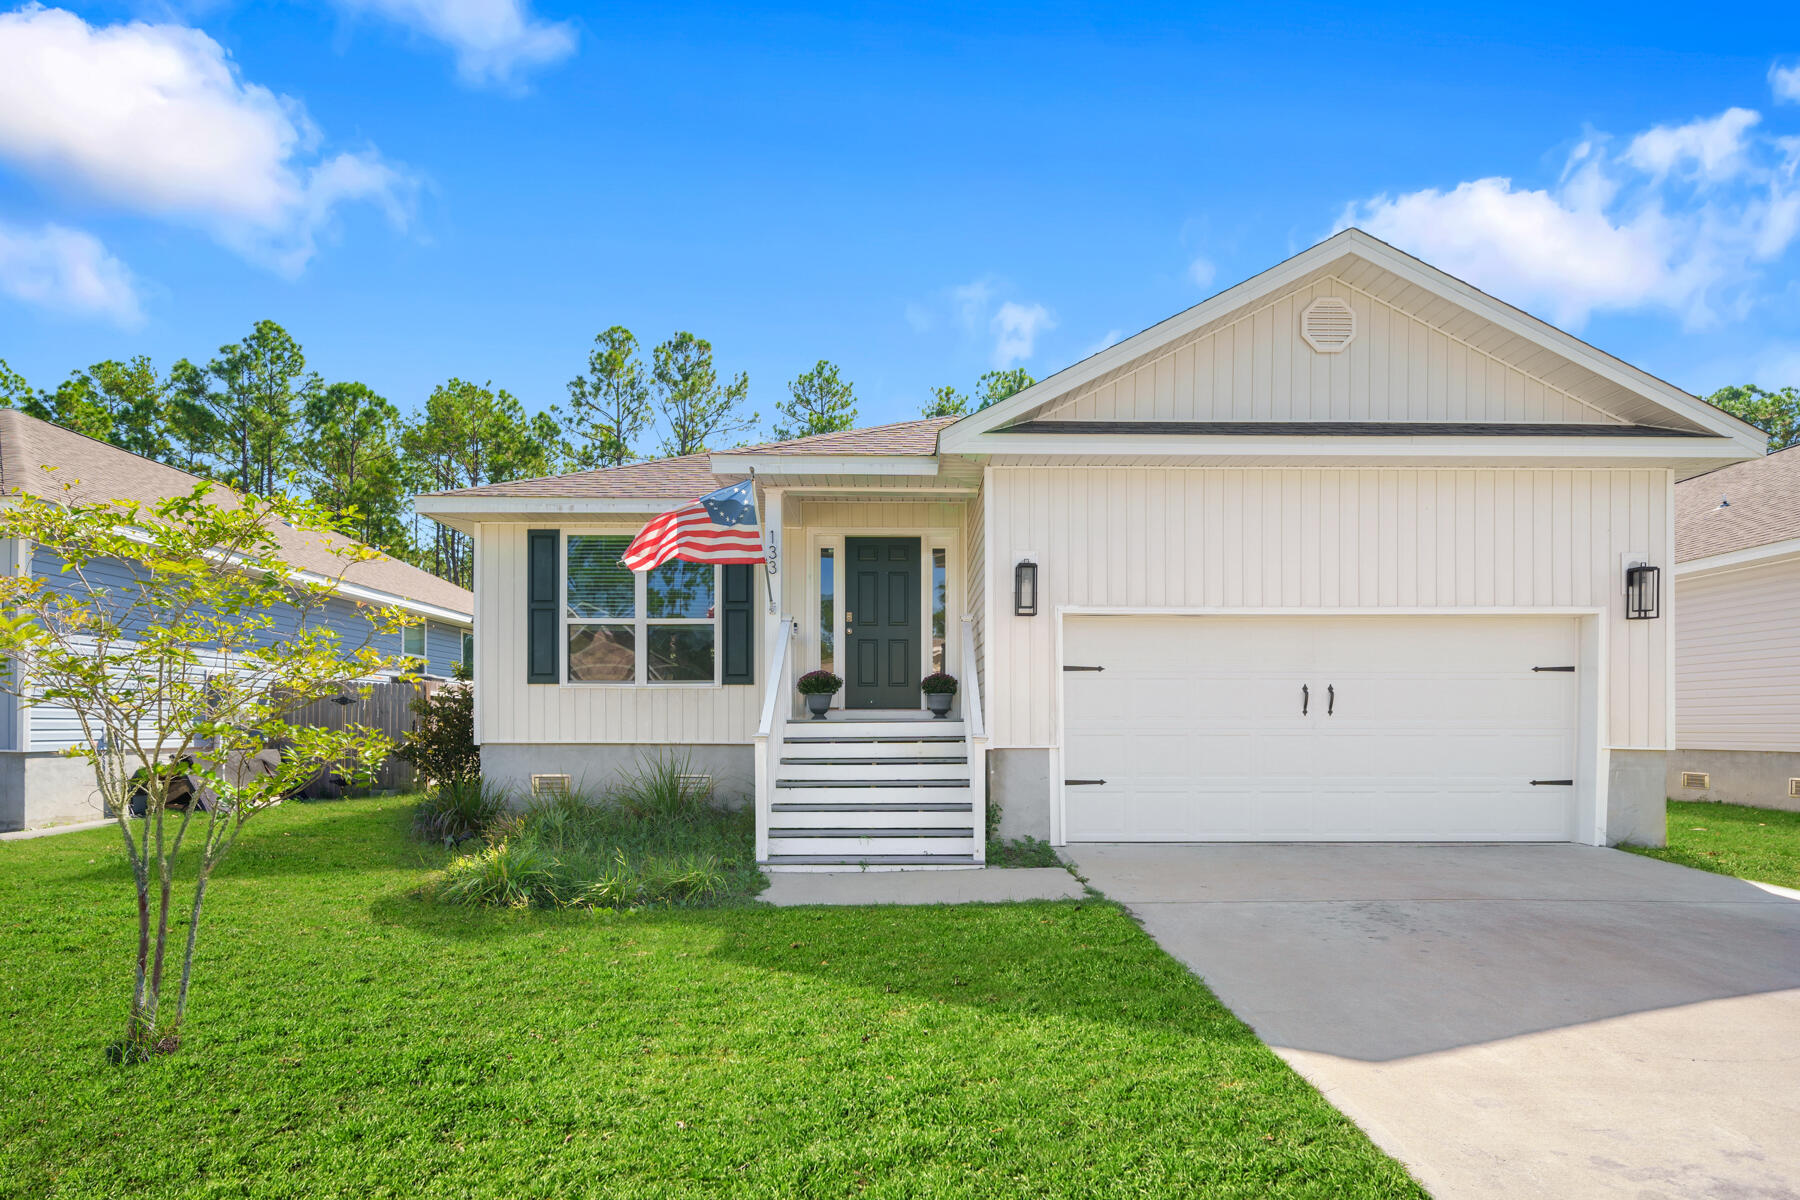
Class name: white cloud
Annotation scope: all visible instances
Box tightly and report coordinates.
[1624,108,1759,181]
[332,0,576,87]
[0,221,141,325]
[1772,61,1800,104]
[1188,255,1216,289]
[950,277,996,330]
[1083,329,1124,358]
[990,301,1054,367]
[0,6,416,275]
[1337,106,1800,329]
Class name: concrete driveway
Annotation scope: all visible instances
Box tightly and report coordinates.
[1066,843,1800,1200]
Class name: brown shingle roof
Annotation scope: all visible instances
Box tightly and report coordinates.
[0,408,472,616]
[1675,445,1800,562]
[731,417,954,456]
[419,417,952,502]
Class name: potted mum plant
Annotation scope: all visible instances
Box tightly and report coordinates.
[920,672,958,718]
[796,669,843,719]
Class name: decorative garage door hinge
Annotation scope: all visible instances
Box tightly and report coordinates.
[1529,779,1575,786]
[1064,779,1107,786]
[1062,665,1105,672]
[1531,665,1576,672]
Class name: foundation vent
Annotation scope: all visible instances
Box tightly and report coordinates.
[1789,778,1800,799]
[1301,297,1358,353]
[679,773,715,800]
[531,773,571,798]
[1681,771,1710,791]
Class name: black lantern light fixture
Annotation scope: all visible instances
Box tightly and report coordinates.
[1625,562,1661,621]
[1014,558,1039,617]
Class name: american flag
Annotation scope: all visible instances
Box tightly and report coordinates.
[621,479,766,571]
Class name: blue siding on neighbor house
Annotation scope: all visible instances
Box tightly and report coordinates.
[24,544,467,752]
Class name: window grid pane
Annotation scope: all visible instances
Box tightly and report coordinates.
[567,535,635,619]
[568,623,635,681]
[646,624,714,682]
[646,560,715,619]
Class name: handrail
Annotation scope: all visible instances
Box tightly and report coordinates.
[756,618,795,738]
[960,616,984,740]
[960,617,987,864]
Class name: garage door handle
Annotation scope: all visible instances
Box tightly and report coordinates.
[1530,779,1574,786]
[1327,684,1335,715]
[1301,684,1309,715]
[1065,779,1107,786]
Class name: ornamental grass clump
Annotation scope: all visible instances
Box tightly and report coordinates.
[430,754,760,910]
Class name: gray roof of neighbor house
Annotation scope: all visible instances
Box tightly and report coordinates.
[418,417,956,501]
[1675,444,1799,563]
[0,408,473,618]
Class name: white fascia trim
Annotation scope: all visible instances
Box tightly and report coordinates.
[708,454,940,476]
[416,496,685,517]
[940,228,1765,453]
[294,571,472,625]
[961,433,1750,462]
[1674,537,1800,578]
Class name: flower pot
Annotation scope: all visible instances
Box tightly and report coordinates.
[805,693,833,720]
[925,692,953,719]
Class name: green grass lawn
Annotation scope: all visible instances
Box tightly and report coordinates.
[1628,800,1800,889]
[1,797,1422,1199]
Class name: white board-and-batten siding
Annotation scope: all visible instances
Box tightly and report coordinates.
[982,466,1672,751]
[1675,556,1800,752]
[475,522,760,746]
[1038,276,1626,426]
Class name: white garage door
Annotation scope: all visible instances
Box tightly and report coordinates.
[1062,615,1581,842]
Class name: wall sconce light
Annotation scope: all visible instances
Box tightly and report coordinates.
[1625,563,1661,620]
[1014,559,1038,616]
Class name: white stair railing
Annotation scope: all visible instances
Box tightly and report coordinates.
[752,618,797,861]
[961,616,988,865]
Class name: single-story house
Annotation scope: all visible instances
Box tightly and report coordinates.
[1669,445,1800,811]
[0,408,474,831]
[415,228,1764,869]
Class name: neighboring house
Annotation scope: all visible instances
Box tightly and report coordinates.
[416,229,1763,870]
[1670,446,1800,812]
[0,409,474,831]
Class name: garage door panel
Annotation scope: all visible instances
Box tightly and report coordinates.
[1062,615,1581,843]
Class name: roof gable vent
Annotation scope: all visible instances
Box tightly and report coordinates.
[1300,297,1357,353]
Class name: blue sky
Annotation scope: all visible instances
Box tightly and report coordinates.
[1,1,1797,441]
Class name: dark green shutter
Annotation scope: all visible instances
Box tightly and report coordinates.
[721,564,754,685]
[526,529,559,684]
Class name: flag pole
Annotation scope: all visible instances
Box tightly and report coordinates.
[749,467,776,613]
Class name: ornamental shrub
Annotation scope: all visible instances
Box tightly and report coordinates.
[920,671,959,695]
[796,669,843,695]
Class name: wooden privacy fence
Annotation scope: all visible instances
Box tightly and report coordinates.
[286,679,442,790]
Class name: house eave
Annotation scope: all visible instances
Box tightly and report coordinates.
[1675,536,1800,579]
[960,431,1751,465]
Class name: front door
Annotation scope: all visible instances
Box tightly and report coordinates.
[844,537,921,709]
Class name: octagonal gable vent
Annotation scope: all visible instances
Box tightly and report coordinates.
[1300,297,1357,353]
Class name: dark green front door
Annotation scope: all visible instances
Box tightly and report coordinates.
[844,537,920,709]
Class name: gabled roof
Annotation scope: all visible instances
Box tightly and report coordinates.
[0,408,472,619]
[939,228,1765,454]
[1676,445,1800,563]
[417,418,953,508]
[418,454,737,500]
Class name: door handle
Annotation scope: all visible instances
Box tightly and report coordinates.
[1327,684,1335,716]
[1301,684,1309,715]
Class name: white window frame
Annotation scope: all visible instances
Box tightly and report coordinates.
[562,530,722,688]
[402,620,428,664]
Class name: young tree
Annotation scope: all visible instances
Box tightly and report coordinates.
[921,385,970,418]
[772,359,857,441]
[557,326,652,470]
[1708,384,1800,452]
[402,379,564,585]
[303,382,410,552]
[650,332,754,455]
[975,368,1036,409]
[19,357,172,462]
[0,482,403,1057]
[0,357,28,407]
[171,320,321,494]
